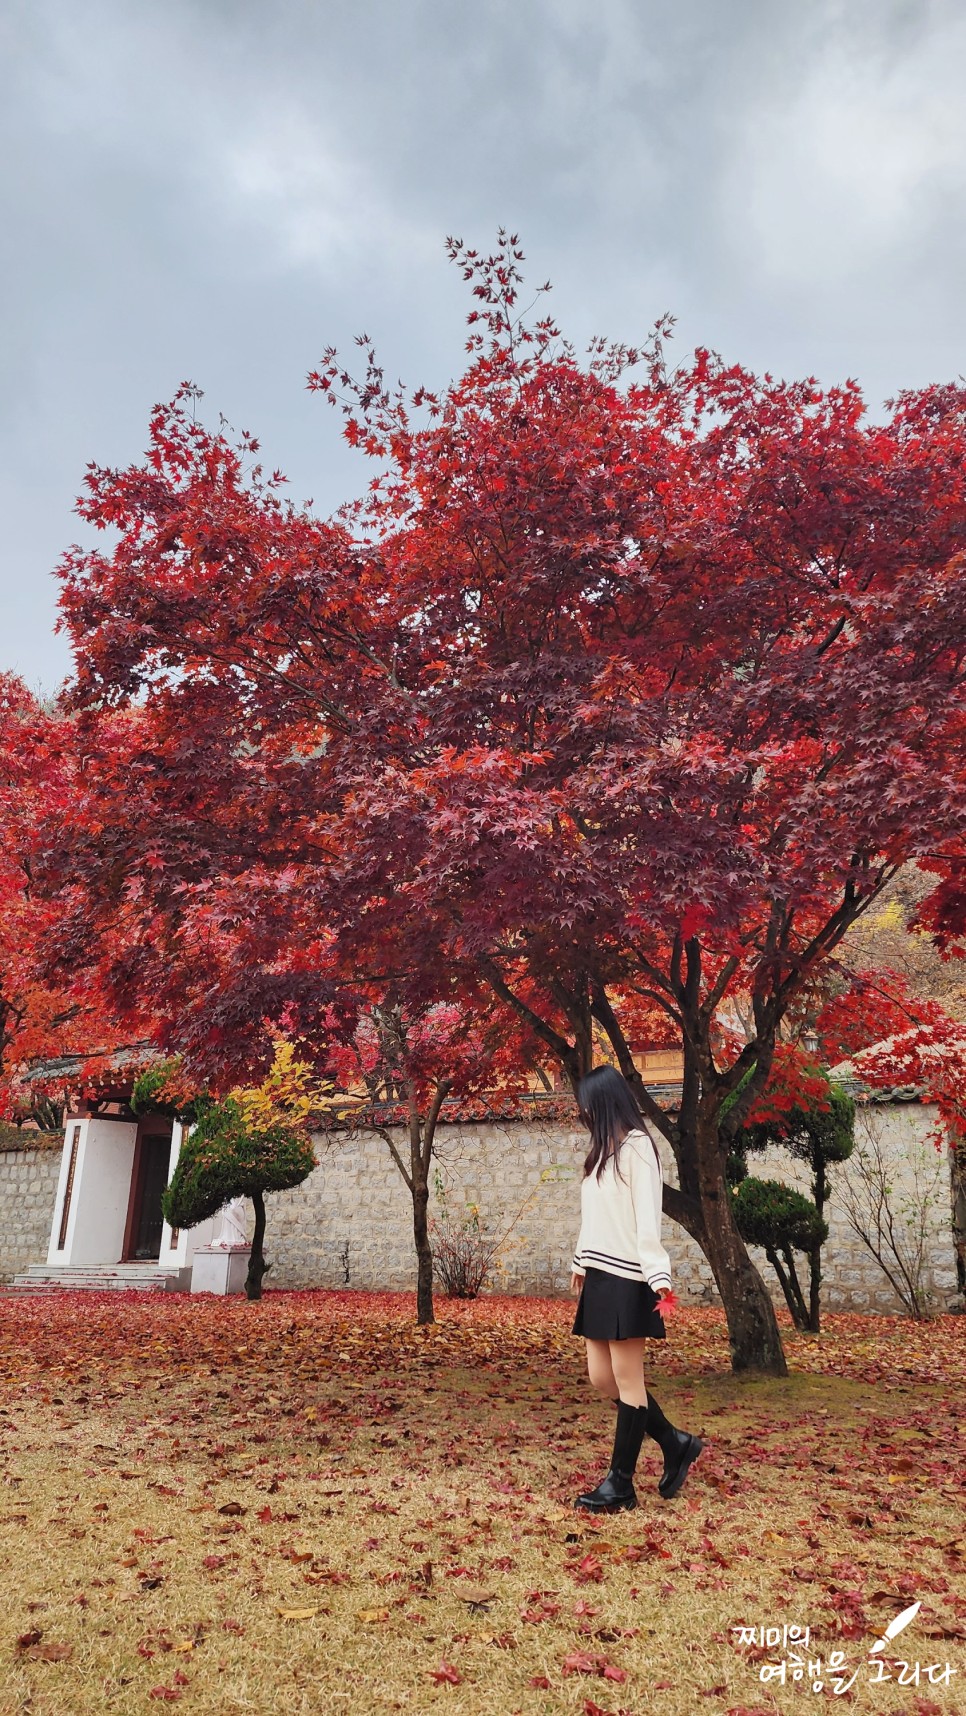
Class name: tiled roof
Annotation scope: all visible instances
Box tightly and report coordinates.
[19,1045,155,1083]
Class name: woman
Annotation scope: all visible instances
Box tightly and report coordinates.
[571,1065,703,1510]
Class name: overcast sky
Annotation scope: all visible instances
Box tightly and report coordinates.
[4,0,966,691]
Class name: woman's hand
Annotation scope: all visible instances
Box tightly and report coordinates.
[571,1270,585,1295]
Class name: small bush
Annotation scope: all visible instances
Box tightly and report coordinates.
[732,1176,827,1253]
[131,1059,199,1121]
[731,1176,828,1330]
[161,1096,316,1230]
[429,1205,501,1299]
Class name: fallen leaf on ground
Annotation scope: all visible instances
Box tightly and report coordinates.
[563,1650,599,1674]
[429,1661,462,1684]
[459,1585,496,1606]
[22,1641,72,1662]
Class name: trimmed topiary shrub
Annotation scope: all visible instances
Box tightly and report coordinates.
[725,1065,855,1330]
[732,1176,828,1252]
[732,1176,828,1329]
[162,1096,316,1300]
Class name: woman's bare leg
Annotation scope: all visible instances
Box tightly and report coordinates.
[609,1337,649,1407]
[584,1338,619,1400]
[574,1338,649,1511]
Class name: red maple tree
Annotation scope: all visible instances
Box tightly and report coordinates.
[816,965,966,1136]
[50,236,966,1370]
[0,677,140,1128]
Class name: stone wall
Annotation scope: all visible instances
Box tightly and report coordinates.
[0,1146,62,1282]
[4,1102,959,1312]
[743,1102,958,1313]
[260,1100,959,1313]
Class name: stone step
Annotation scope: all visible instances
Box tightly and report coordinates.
[11,1264,190,1293]
[15,1281,176,1292]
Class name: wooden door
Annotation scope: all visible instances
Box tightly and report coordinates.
[122,1123,172,1261]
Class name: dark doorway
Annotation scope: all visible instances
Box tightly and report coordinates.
[122,1123,172,1261]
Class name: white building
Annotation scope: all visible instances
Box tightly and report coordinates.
[15,1061,217,1290]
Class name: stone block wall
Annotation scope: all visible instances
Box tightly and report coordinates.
[0,1146,63,1282]
[742,1101,958,1314]
[265,1117,591,1297]
[4,1102,958,1313]
[260,1100,959,1313]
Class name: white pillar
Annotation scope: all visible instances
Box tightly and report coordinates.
[159,1120,216,1265]
[47,1116,137,1265]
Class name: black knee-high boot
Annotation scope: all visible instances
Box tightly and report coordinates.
[574,1400,648,1511]
[644,1391,704,1499]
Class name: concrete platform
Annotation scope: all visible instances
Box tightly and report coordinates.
[189,1246,250,1295]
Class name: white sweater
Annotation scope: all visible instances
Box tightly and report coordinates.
[572,1128,672,1292]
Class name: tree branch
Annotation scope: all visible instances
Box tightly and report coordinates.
[372,1120,413,1192]
[421,1076,454,1175]
[589,982,679,1146]
[478,956,577,1067]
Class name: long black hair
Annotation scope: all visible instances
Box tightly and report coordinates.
[578,1064,662,1181]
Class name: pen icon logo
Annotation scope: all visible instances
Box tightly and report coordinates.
[869,1600,921,1655]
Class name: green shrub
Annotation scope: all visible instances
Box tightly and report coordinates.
[131,1060,198,1122]
[734,1082,855,1169]
[725,1068,854,1331]
[161,1096,316,1230]
[732,1176,828,1254]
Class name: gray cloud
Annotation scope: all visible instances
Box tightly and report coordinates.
[3,0,965,688]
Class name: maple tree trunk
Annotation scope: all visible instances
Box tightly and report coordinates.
[621,1046,789,1374]
[409,1078,452,1327]
[701,1202,789,1373]
[950,1135,966,1302]
[688,1123,789,1375]
[806,1152,828,1334]
[412,1171,435,1326]
[244,1189,269,1302]
[596,975,789,1374]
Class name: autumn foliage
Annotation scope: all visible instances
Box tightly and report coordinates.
[33,233,966,1369]
[0,676,139,1127]
[817,966,966,1145]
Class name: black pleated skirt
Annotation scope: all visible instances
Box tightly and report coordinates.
[572,1266,667,1341]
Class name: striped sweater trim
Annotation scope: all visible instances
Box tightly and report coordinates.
[574,1247,642,1273]
[573,1248,672,1291]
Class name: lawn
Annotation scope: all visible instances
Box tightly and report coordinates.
[0,1291,963,1715]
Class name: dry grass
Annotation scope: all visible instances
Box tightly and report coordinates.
[0,1291,963,1715]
